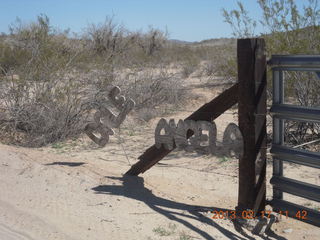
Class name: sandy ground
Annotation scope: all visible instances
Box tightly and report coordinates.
[0,79,320,240]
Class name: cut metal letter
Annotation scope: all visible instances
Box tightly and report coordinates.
[222,123,243,158]
[85,85,135,147]
[174,119,188,149]
[108,86,126,108]
[197,121,217,154]
[84,122,114,147]
[184,120,200,152]
[155,118,175,150]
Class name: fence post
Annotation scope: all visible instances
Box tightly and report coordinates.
[237,38,267,215]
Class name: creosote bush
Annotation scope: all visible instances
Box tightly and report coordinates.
[0,15,191,146]
[0,15,94,146]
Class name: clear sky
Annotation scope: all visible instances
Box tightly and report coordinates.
[0,0,306,42]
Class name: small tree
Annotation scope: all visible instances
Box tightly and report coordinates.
[222,0,320,146]
[223,0,319,53]
[137,27,168,56]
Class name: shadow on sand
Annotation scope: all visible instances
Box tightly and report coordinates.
[92,175,286,240]
[45,162,86,167]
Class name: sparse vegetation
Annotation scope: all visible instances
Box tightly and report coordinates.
[1,4,318,148]
[0,13,236,147]
[219,156,231,164]
[222,0,320,147]
[1,15,211,147]
[178,231,194,240]
[153,223,177,236]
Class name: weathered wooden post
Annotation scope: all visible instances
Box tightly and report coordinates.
[237,38,267,215]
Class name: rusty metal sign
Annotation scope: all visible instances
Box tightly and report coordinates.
[85,86,135,147]
[155,118,243,156]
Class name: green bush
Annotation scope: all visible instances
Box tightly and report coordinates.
[222,0,320,146]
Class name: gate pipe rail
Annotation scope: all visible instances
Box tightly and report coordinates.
[269,55,320,227]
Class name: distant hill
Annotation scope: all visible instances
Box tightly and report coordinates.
[192,38,236,47]
[168,39,192,45]
[168,37,236,47]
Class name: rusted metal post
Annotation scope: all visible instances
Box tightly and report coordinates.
[237,38,267,215]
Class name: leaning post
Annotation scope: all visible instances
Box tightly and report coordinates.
[237,38,267,215]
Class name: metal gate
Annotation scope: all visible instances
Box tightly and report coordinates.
[269,55,320,227]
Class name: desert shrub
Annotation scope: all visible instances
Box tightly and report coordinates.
[118,68,185,110]
[112,67,186,122]
[210,45,237,81]
[121,28,169,67]
[222,0,320,145]
[135,27,168,57]
[0,15,115,146]
[1,77,86,146]
[0,69,114,147]
[0,41,30,75]
[0,15,188,145]
[284,71,320,146]
[222,0,320,67]
[83,19,169,68]
[161,43,191,63]
[168,41,237,80]
[181,55,200,78]
[202,61,216,77]
[83,17,132,65]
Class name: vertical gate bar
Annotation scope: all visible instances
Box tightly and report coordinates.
[272,70,284,200]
